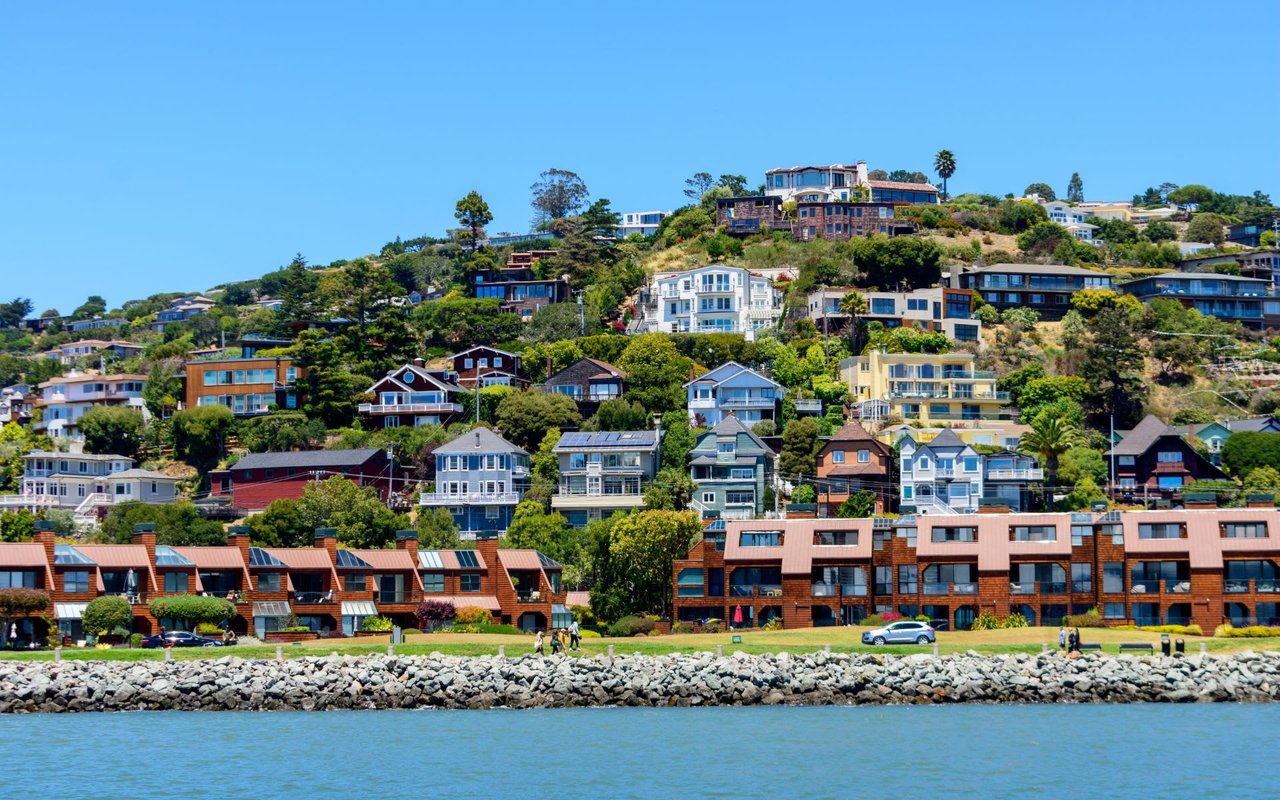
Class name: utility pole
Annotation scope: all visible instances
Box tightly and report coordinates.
[386,445,395,505]
[576,290,585,336]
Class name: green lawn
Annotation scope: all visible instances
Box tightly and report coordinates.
[2,626,1275,662]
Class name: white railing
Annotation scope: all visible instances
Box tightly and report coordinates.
[0,494,58,510]
[988,468,1045,480]
[420,492,521,505]
[358,402,463,415]
[74,492,113,520]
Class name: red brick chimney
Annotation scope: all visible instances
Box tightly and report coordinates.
[31,521,56,566]
[474,532,499,572]
[226,525,252,568]
[132,523,157,567]
[314,528,338,564]
[395,529,418,562]
[1246,493,1276,509]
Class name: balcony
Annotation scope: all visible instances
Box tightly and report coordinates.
[987,468,1045,481]
[1130,580,1161,594]
[729,585,783,598]
[1071,580,1093,594]
[1166,579,1192,594]
[793,399,822,414]
[719,396,775,409]
[695,283,735,295]
[812,582,837,597]
[953,582,977,595]
[923,582,949,596]
[421,492,521,505]
[1010,581,1035,595]
[293,591,335,604]
[359,401,463,415]
[841,584,868,597]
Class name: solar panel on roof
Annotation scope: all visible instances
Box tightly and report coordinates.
[53,544,95,566]
[248,547,286,567]
[418,551,443,570]
[154,545,195,567]
[455,550,479,568]
[335,550,372,569]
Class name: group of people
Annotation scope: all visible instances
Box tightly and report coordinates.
[533,621,581,656]
[1059,626,1084,653]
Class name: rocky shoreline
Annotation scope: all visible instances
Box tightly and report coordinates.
[2,651,1278,712]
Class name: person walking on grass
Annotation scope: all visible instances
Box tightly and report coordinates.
[550,629,562,656]
[1068,628,1079,653]
[569,620,581,651]
[534,629,545,656]
[1059,626,1067,652]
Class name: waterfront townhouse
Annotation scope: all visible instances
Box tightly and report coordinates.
[670,505,1280,631]
[806,286,981,343]
[209,448,393,512]
[539,357,625,413]
[1105,414,1226,499]
[642,265,782,340]
[953,263,1114,321]
[359,359,465,429]
[551,430,661,527]
[447,346,526,389]
[183,356,303,416]
[689,416,775,520]
[1118,272,1276,330]
[34,370,148,439]
[839,350,1012,425]
[1,524,572,645]
[685,361,783,428]
[616,210,669,237]
[814,421,893,515]
[471,259,570,321]
[899,430,984,514]
[420,428,528,538]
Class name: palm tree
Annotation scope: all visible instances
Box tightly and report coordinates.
[839,291,868,355]
[1019,415,1082,511]
[933,150,956,201]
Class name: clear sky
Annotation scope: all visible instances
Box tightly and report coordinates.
[2,2,1277,313]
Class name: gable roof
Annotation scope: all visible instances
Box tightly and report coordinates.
[684,361,782,390]
[434,427,526,456]
[450,345,520,361]
[1107,414,1181,456]
[696,415,770,455]
[1226,417,1280,433]
[829,420,878,443]
[545,357,625,385]
[554,430,659,450]
[232,448,383,471]
[368,363,460,394]
[923,429,967,450]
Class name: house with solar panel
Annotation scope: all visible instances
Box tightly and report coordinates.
[420,428,529,538]
[551,429,663,527]
[689,415,776,519]
[685,362,784,428]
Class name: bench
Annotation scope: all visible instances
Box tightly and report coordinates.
[1118,642,1154,654]
[1078,643,1102,652]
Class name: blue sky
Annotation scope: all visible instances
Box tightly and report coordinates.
[2,2,1277,313]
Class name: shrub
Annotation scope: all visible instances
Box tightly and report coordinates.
[970,612,1002,631]
[1067,607,1107,628]
[282,626,312,633]
[196,622,223,635]
[1139,624,1202,636]
[569,605,595,625]
[401,628,421,636]
[453,606,494,626]
[129,633,143,649]
[414,599,456,632]
[701,621,721,634]
[360,616,394,632]
[671,622,694,634]
[607,615,656,638]
[914,614,931,623]
[147,595,234,628]
[1214,624,1280,638]
[647,629,663,636]
[762,618,783,631]
[1001,612,1029,629]
[82,596,133,637]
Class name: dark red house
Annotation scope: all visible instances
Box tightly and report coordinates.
[210,448,392,512]
[1106,414,1226,499]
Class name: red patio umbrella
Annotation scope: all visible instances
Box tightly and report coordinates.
[733,605,744,626]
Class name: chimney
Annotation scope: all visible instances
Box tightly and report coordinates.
[314,528,338,563]
[226,525,252,567]
[545,356,553,380]
[32,520,56,566]
[132,523,157,568]
[1246,493,1275,509]
[395,529,418,562]
[474,531,499,572]
[413,357,426,368]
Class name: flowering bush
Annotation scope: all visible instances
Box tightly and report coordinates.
[414,599,456,632]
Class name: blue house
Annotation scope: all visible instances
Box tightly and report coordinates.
[689,415,775,519]
[419,427,528,538]
[685,361,783,428]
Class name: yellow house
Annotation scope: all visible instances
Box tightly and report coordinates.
[839,350,1014,424]
[876,422,1031,449]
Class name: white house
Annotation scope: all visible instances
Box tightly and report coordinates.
[1042,201,1093,226]
[644,265,781,340]
[5,451,179,523]
[33,371,148,440]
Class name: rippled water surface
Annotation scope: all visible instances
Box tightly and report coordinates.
[1,704,1273,799]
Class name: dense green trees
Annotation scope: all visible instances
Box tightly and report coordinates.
[454,191,493,252]
[618,334,691,416]
[82,596,132,636]
[494,391,581,451]
[172,405,233,479]
[530,168,589,227]
[606,510,700,617]
[79,406,144,459]
[1023,183,1056,201]
[101,501,227,546]
[295,476,408,549]
[779,417,820,477]
[1221,432,1280,479]
[1184,213,1227,245]
[1082,307,1148,430]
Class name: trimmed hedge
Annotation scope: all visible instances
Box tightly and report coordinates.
[83,596,132,637]
[607,615,656,638]
[1215,623,1280,638]
[147,595,235,627]
[1138,624,1203,636]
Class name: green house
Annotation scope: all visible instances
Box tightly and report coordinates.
[689,415,775,520]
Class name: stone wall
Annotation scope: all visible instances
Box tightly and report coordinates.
[2,651,1277,713]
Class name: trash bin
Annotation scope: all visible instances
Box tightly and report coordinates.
[1160,634,1171,656]
[1175,638,1185,654]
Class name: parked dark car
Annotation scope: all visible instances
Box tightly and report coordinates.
[861,620,936,645]
[141,631,223,649]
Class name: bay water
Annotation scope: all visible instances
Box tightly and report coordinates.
[1,705,1272,799]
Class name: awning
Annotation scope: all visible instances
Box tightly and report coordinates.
[551,604,570,615]
[253,601,291,618]
[54,603,88,620]
[340,601,377,617]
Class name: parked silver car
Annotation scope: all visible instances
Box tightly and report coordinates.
[861,620,936,645]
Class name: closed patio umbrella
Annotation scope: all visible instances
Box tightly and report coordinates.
[733,605,743,627]
[125,569,137,596]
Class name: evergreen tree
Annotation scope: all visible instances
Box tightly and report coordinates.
[1082,307,1147,429]
[1067,172,1084,203]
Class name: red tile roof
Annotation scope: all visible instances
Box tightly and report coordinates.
[0,543,50,568]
